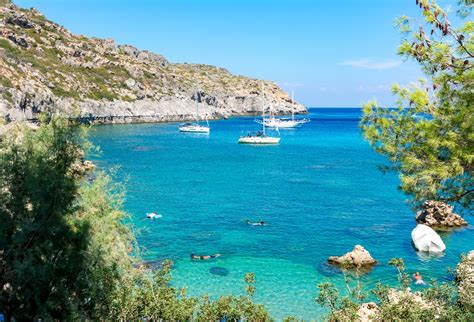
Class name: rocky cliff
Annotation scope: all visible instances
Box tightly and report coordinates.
[0,0,306,124]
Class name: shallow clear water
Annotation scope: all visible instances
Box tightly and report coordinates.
[89,108,473,320]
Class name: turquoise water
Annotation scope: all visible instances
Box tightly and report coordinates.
[89,108,473,320]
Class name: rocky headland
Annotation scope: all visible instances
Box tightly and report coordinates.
[0,0,306,124]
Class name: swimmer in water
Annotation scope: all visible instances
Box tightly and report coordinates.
[246,220,266,226]
[413,272,427,285]
[190,253,221,260]
[146,212,162,219]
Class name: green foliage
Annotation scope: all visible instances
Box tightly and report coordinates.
[245,272,257,297]
[109,260,197,320]
[0,118,91,320]
[361,0,473,210]
[88,85,118,101]
[51,86,80,100]
[0,117,271,320]
[316,282,359,321]
[0,76,12,88]
[388,258,411,288]
[2,91,13,104]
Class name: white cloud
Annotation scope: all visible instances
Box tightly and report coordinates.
[340,58,401,70]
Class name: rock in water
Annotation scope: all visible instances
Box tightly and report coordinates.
[456,250,474,311]
[209,267,229,276]
[328,245,377,267]
[411,224,446,253]
[416,200,467,228]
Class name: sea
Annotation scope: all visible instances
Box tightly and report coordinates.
[89,108,473,320]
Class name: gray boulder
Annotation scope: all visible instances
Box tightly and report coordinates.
[5,12,35,29]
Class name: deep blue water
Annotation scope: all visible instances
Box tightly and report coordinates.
[89,108,473,320]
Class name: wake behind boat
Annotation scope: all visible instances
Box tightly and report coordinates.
[179,90,210,133]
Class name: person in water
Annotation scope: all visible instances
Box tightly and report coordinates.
[190,253,221,260]
[246,220,266,226]
[413,272,427,285]
[146,212,162,219]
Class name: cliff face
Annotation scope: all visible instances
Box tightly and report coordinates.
[0,1,306,124]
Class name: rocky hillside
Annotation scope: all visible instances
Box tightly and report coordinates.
[0,0,306,124]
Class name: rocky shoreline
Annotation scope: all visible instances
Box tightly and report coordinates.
[0,1,307,125]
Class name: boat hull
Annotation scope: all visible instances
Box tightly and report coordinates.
[255,118,310,128]
[179,125,210,133]
[238,136,280,144]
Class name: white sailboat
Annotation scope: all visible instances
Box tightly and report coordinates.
[179,90,210,133]
[255,90,310,128]
[239,83,280,144]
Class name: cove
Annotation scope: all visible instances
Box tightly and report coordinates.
[89,108,473,320]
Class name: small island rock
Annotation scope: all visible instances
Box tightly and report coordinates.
[328,245,377,267]
[416,200,467,227]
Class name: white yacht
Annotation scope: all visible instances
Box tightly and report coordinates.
[255,90,310,128]
[238,133,280,144]
[178,122,210,133]
[239,83,280,145]
[179,90,210,133]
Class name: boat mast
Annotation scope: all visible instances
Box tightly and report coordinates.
[261,82,266,136]
[195,89,200,125]
[291,90,295,121]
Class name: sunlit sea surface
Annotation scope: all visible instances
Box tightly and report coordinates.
[89,108,473,320]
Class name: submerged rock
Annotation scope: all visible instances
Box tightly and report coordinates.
[416,200,467,228]
[209,267,229,276]
[456,250,474,311]
[411,224,446,253]
[328,245,377,267]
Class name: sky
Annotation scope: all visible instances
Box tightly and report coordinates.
[15,0,457,107]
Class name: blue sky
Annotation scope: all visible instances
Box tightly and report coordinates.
[15,0,456,107]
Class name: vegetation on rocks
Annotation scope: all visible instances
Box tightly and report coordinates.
[361,0,473,211]
[0,1,303,122]
[317,257,474,321]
